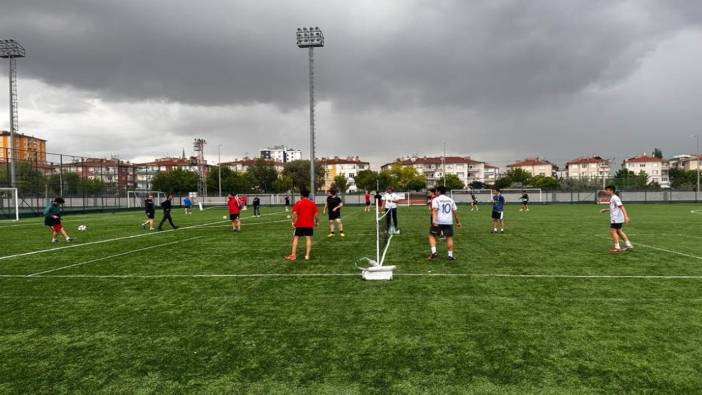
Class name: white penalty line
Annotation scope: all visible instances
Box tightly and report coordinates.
[1,272,701,280]
[26,236,205,277]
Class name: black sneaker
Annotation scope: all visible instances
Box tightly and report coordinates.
[428,253,438,260]
[447,256,456,261]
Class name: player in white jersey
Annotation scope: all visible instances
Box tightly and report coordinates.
[428,186,462,260]
[600,185,633,253]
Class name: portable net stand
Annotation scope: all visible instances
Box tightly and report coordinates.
[358,200,396,280]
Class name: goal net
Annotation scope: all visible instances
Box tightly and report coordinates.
[500,188,543,204]
[450,189,494,204]
[0,188,19,221]
[127,190,166,208]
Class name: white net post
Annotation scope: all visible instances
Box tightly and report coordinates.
[375,197,381,265]
[0,188,19,221]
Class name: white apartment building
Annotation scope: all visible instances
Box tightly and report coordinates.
[565,156,611,179]
[320,156,370,192]
[221,158,285,174]
[260,145,302,163]
[669,154,701,171]
[133,156,206,190]
[381,156,498,186]
[507,158,558,177]
[623,154,670,188]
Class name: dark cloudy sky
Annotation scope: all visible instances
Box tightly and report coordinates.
[2,0,702,167]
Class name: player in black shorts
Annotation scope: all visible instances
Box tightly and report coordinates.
[141,194,156,231]
[324,189,345,237]
[520,190,529,212]
[470,193,479,212]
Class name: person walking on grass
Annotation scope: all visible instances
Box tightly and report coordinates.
[600,185,633,253]
[520,190,530,212]
[491,188,505,233]
[183,195,193,215]
[141,193,156,231]
[364,190,372,212]
[429,186,461,260]
[382,187,400,234]
[157,194,178,231]
[252,196,261,217]
[324,189,345,238]
[228,193,242,232]
[286,188,319,261]
[44,197,72,243]
[284,195,291,212]
[470,193,479,212]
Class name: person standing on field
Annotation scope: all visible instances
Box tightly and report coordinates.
[286,188,319,261]
[158,194,178,231]
[364,190,372,212]
[252,196,261,217]
[382,187,400,234]
[228,193,242,232]
[600,185,633,253]
[141,194,156,231]
[183,196,193,215]
[491,189,505,233]
[44,197,72,243]
[428,186,461,260]
[324,189,345,238]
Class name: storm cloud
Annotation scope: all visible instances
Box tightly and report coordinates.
[2,0,702,166]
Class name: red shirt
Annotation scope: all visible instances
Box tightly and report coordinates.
[292,198,318,228]
[228,196,241,214]
[365,193,371,203]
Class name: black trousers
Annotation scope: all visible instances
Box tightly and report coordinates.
[159,211,176,229]
[385,208,398,230]
[253,205,261,216]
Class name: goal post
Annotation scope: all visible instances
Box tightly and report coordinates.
[0,188,19,221]
[450,188,543,204]
[127,190,165,209]
[500,188,543,204]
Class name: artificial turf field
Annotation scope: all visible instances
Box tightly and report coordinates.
[0,203,701,394]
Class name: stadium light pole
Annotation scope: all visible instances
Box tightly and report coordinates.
[695,134,700,195]
[218,144,222,197]
[296,27,324,199]
[0,39,26,188]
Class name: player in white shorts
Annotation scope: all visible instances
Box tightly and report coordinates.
[600,185,633,253]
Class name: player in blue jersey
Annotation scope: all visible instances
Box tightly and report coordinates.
[491,189,505,233]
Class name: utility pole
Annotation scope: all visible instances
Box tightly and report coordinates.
[0,39,26,188]
[218,144,222,197]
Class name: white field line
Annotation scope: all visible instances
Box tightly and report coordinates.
[0,210,290,262]
[1,272,701,280]
[26,236,204,277]
[0,220,226,262]
[596,235,702,260]
[199,219,291,228]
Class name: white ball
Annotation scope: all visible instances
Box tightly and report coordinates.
[286,215,291,219]
[78,225,87,231]
[222,215,228,220]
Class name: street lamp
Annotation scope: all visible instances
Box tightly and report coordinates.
[0,39,26,188]
[218,144,222,197]
[296,27,324,198]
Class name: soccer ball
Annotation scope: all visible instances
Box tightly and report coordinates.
[222,215,228,220]
[77,225,87,231]
[286,215,291,219]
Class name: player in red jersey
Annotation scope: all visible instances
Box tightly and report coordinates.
[227,193,242,232]
[286,188,319,261]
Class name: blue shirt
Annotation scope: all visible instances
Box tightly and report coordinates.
[183,198,192,207]
[492,195,505,212]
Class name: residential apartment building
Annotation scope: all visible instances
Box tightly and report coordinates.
[381,156,498,186]
[319,156,370,192]
[221,158,285,174]
[623,154,669,187]
[260,145,302,163]
[565,156,610,179]
[0,131,47,162]
[668,154,701,171]
[133,156,207,190]
[507,158,558,177]
[61,158,136,191]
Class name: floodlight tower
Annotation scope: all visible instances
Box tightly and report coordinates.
[193,138,207,197]
[296,27,324,198]
[0,39,26,188]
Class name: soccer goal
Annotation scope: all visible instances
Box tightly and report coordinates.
[500,188,543,204]
[399,192,428,207]
[127,190,165,208]
[357,197,397,280]
[0,188,19,221]
[450,189,495,204]
[596,190,610,204]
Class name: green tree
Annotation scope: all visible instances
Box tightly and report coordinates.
[436,174,464,190]
[528,175,559,190]
[504,168,532,186]
[227,172,256,194]
[354,170,378,192]
[653,148,663,159]
[247,159,279,192]
[331,175,349,194]
[669,168,698,190]
[151,168,199,195]
[0,161,46,195]
[272,175,294,193]
[387,164,426,191]
[377,170,395,191]
[493,175,512,190]
[282,160,325,192]
[613,169,649,190]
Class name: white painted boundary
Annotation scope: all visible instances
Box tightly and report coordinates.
[26,236,205,277]
[0,211,288,262]
[1,272,701,280]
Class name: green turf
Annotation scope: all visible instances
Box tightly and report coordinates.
[1,203,701,394]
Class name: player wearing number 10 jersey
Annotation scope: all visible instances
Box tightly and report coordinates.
[428,186,462,261]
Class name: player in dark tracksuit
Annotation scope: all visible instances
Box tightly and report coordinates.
[158,194,178,230]
[141,194,156,230]
[253,196,261,217]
